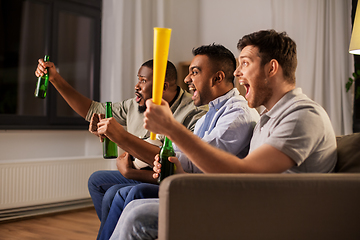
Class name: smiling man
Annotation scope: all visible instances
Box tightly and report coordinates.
[96,44,260,240]
[108,29,338,240]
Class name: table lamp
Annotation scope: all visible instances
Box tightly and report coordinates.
[350,3,360,54]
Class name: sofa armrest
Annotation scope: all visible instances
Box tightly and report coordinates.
[158,173,360,240]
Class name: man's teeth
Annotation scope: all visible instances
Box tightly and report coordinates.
[189,86,195,91]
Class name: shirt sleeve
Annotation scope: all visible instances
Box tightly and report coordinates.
[178,107,207,133]
[85,100,131,126]
[174,142,203,173]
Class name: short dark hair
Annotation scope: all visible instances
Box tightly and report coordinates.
[192,43,236,85]
[141,59,177,84]
[237,29,297,84]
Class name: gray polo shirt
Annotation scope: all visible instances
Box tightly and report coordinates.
[85,87,207,139]
[249,88,337,173]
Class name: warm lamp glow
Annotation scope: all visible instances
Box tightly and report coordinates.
[350,3,360,54]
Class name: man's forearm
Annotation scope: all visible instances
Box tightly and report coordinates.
[50,73,92,119]
[124,169,158,184]
[117,132,161,165]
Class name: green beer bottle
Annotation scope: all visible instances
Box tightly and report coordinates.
[158,136,175,183]
[34,55,50,98]
[103,102,118,159]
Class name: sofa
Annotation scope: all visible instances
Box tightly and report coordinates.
[158,133,360,240]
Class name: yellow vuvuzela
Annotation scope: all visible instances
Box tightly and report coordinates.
[150,27,172,140]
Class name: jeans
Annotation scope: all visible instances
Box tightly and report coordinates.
[88,170,142,240]
[109,199,160,240]
[88,170,142,220]
[99,183,160,240]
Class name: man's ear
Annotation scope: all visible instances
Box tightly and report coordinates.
[267,59,279,78]
[163,81,170,92]
[212,71,225,86]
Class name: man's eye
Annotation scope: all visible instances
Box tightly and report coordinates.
[242,62,248,67]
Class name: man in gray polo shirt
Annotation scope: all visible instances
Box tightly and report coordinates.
[109,29,337,240]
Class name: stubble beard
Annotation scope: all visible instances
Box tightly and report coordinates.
[138,104,147,113]
[249,79,272,109]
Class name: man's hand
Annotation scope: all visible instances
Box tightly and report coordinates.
[34,58,59,82]
[152,154,185,179]
[116,152,135,177]
[96,115,125,144]
[89,113,105,142]
[143,99,176,137]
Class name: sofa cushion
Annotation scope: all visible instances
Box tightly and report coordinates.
[335,132,360,173]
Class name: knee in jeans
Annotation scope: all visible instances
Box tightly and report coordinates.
[102,188,117,208]
[88,170,103,187]
[128,183,159,200]
[131,184,149,195]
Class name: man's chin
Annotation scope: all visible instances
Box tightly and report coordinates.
[193,98,203,107]
[138,104,147,113]
[194,101,202,107]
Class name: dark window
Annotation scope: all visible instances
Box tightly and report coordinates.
[0,0,101,129]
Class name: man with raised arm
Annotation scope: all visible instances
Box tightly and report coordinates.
[35,59,206,224]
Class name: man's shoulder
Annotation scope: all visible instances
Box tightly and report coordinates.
[225,93,256,112]
[229,93,247,104]
[112,97,137,110]
[282,96,327,121]
[267,89,324,121]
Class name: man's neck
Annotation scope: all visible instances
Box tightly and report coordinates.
[207,85,234,104]
[265,84,295,111]
[164,86,180,107]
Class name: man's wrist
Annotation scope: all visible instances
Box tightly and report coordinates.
[49,71,61,84]
[165,120,183,142]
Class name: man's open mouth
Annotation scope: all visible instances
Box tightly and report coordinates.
[188,85,196,91]
[188,85,198,99]
[239,81,250,99]
[135,92,142,103]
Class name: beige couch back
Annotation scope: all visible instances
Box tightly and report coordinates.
[335,133,360,173]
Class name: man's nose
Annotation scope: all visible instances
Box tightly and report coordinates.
[184,73,191,84]
[135,81,140,90]
[233,66,242,78]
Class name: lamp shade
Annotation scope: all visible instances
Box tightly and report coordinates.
[350,3,360,54]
